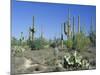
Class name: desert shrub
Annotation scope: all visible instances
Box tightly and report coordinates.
[50,42,56,48]
[74,33,91,51]
[11,37,27,47]
[64,32,91,50]
[28,37,49,50]
[89,31,96,46]
[66,39,73,49]
[49,38,61,48]
[45,58,57,66]
[28,40,43,50]
[84,37,91,47]
[12,46,25,56]
[11,37,20,46]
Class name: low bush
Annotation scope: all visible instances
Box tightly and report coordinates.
[74,33,91,51]
[66,39,73,49]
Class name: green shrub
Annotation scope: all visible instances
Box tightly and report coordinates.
[66,39,73,49]
[50,42,56,48]
[11,37,19,46]
[74,33,91,51]
[28,37,49,50]
[89,31,96,46]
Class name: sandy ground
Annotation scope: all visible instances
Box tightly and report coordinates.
[11,47,96,75]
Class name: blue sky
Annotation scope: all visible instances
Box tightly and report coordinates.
[12,0,96,40]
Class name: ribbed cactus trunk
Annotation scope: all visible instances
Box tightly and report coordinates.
[67,21,71,39]
[67,8,71,39]
[61,24,63,49]
[29,16,35,42]
[72,16,76,49]
[28,27,31,42]
[73,16,75,40]
[64,9,71,40]
[20,32,24,46]
[78,16,80,33]
[91,16,93,32]
[28,16,35,50]
[31,16,35,41]
[64,22,67,35]
[41,24,43,40]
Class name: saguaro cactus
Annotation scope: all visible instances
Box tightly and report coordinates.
[28,27,31,41]
[72,16,76,49]
[73,16,75,40]
[19,32,24,45]
[28,16,36,50]
[64,22,67,35]
[90,16,94,32]
[29,16,35,42]
[67,9,71,39]
[41,24,43,40]
[64,9,71,39]
[61,24,63,48]
[78,16,80,33]
[89,16,96,46]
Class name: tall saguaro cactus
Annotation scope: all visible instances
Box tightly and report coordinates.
[64,22,67,35]
[90,16,94,32]
[67,8,71,39]
[29,16,35,42]
[78,16,80,33]
[28,16,36,50]
[41,24,43,39]
[61,24,63,48]
[32,16,35,41]
[64,9,71,39]
[89,16,96,46]
[19,32,24,45]
[72,16,76,49]
[73,16,75,40]
[28,27,31,41]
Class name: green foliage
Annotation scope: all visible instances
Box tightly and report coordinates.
[66,39,73,49]
[74,33,91,50]
[65,32,91,50]
[89,31,96,46]
[11,37,27,47]
[50,42,56,48]
[28,37,49,50]
[49,38,60,48]
[11,37,20,46]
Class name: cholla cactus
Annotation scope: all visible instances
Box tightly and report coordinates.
[12,46,25,56]
[81,57,90,69]
[63,51,90,70]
